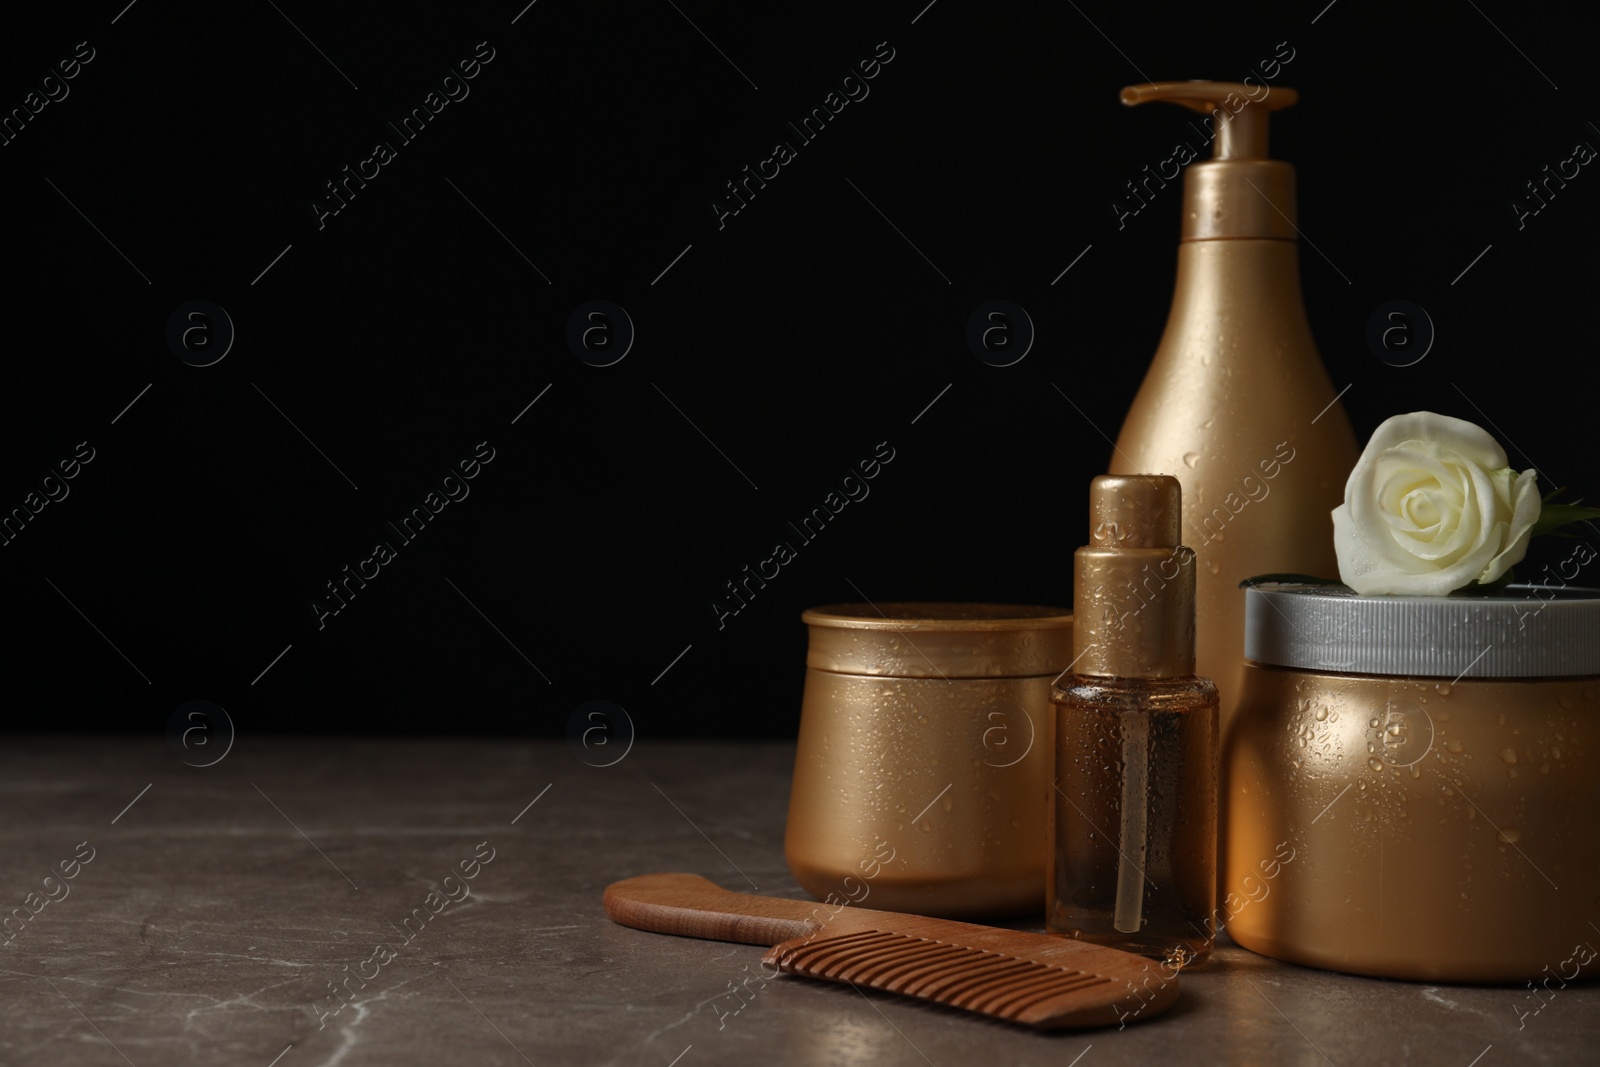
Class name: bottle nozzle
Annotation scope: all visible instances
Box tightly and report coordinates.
[1121,80,1295,160]
[1119,80,1301,241]
[1073,475,1197,679]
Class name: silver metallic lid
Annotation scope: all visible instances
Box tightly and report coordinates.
[1242,582,1600,679]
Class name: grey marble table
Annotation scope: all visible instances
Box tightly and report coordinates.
[0,738,1590,1066]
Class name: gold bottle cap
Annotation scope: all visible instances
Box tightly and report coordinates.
[1073,475,1197,679]
[802,602,1072,678]
[1122,80,1299,242]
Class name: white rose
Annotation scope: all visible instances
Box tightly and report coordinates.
[1331,412,1540,596]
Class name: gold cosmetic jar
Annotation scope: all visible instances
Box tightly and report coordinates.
[785,603,1073,918]
[1225,582,1600,981]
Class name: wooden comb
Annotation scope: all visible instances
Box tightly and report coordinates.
[604,873,1177,1029]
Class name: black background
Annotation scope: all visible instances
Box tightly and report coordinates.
[2,0,1594,740]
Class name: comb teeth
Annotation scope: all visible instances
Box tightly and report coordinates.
[771,929,1114,1023]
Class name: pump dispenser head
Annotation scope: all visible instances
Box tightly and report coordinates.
[1121,81,1299,241]
[1072,475,1197,679]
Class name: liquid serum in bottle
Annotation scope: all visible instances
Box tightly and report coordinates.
[1048,475,1218,967]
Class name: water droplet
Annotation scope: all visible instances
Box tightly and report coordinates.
[1500,748,1518,765]
[1183,452,1201,468]
[1435,683,1452,697]
[1447,739,1463,754]
[1367,757,1384,771]
[1498,826,1521,845]
[1315,706,1328,722]
[1551,745,1563,760]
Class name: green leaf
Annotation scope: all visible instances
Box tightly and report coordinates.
[1531,503,1600,539]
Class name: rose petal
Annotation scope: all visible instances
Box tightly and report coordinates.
[1362,412,1510,470]
[1350,453,1458,571]
[1371,448,1473,564]
[1399,486,1444,531]
[1407,461,1503,583]
[1407,462,1483,564]
[1480,468,1541,583]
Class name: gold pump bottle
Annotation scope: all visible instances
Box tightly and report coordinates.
[1108,82,1360,734]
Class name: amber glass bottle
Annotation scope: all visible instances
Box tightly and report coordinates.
[1047,475,1219,968]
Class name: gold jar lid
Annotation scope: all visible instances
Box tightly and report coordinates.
[802,602,1073,678]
